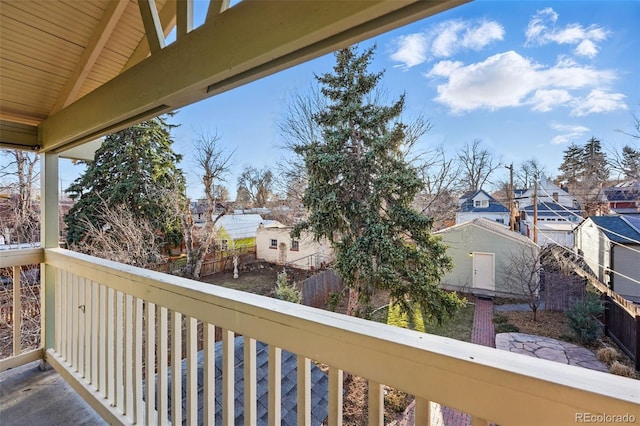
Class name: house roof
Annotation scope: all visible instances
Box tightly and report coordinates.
[165,337,329,425]
[523,202,581,216]
[600,182,640,202]
[436,218,538,248]
[458,190,509,213]
[587,216,640,244]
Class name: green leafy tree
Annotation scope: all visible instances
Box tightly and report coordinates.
[293,46,463,322]
[65,116,186,257]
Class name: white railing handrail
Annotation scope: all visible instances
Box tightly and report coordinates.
[44,247,639,425]
[0,247,44,268]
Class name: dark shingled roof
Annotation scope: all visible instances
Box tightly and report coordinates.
[458,189,509,213]
[163,336,330,425]
[589,215,640,244]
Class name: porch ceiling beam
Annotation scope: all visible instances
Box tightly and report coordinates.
[0,120,39,150]
[122,0,176,72]
[177,0,194,39]
[206,0,230,23]
[39,0,469,152]
[138,0,166,54]
[50,0,129,114]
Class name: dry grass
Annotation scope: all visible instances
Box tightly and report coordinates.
[596,347,621,365]
[609,361,636,378]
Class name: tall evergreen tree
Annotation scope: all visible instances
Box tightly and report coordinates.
[558,143,582,186]
[620,146,640,180]
[293,46,463,322]
[65,116,186,252]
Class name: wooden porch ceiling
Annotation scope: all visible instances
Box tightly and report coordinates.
[0,0,469,154]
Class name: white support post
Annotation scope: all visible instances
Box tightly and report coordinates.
[40,152,58,354]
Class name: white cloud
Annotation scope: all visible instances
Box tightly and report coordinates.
[549,122,590,145]
[571,90,628,116]
[525,8,609,58]
[426,50,625,115]
[389,19,504,68]
[530,89,573,112]
[390,33,427,69]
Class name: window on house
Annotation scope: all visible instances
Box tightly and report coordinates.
[552,192,559,202]
[291,240,299,251]
[270,239,278,249]
[221,239,228,251]
[474,200,489,208]
[495,218,504,224]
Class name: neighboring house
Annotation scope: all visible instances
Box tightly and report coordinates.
[190,199,226,224]
[574,215,640,303]
[456,189,510,225]
[215,214,276,252]
[435,218,540,298]
[520,202,583,247]
[597,180,640,215]
[256,222,334,270]
[515,176,577,209]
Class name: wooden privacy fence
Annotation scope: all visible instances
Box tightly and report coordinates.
[543,272,586,312]
[603,292,640,370]
[300,269,343,308]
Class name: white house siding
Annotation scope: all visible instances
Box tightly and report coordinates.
[435,219,540,298]
[256,225,334,270]
[575,221,611,285]
[456,211,510,225]
[611,244,640,302]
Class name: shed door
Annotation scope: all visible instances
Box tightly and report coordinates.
[473,252,495,291]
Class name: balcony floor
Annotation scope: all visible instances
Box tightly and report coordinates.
[0,361,106,426]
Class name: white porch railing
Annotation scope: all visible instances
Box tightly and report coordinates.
[0,247,44,372]
[1,247,639,425]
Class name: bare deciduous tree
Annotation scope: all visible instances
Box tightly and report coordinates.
[0,149,40,244]
[502,245,543,321]
[413,145,461,230]
[456,139,501,192]
[182,131,233,279]
[68,201,165,267]
[236,166,274,208]
[516,158,546,189]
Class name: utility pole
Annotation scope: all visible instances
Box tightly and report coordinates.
[506,163,515,231]
[533,174,538,244]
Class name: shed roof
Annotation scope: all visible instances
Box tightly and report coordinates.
[436,218,538,248]
[216,214,272,240]
[587,216,640,244]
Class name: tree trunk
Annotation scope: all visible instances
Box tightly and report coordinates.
[346,288,359,316]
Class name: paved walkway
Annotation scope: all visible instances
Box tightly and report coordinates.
[496,333,608,372]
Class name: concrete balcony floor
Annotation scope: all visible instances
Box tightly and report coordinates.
[0,361,106,426]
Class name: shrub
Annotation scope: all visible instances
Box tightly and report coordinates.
[493,314,509,324]
[609,361,636,378]
[274,270,302,304]
[326,292,342,312]
[565,294,603,346]
[387,302,425,332]
[596,347,620,365]
[495,323,520,333]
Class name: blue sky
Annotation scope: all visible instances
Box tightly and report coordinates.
[60,0,639,199]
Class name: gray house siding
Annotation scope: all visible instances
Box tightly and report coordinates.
[436,219,540,298]
[612,244,640,302]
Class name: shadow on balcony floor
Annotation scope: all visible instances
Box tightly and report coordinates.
[0,360,106,426]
